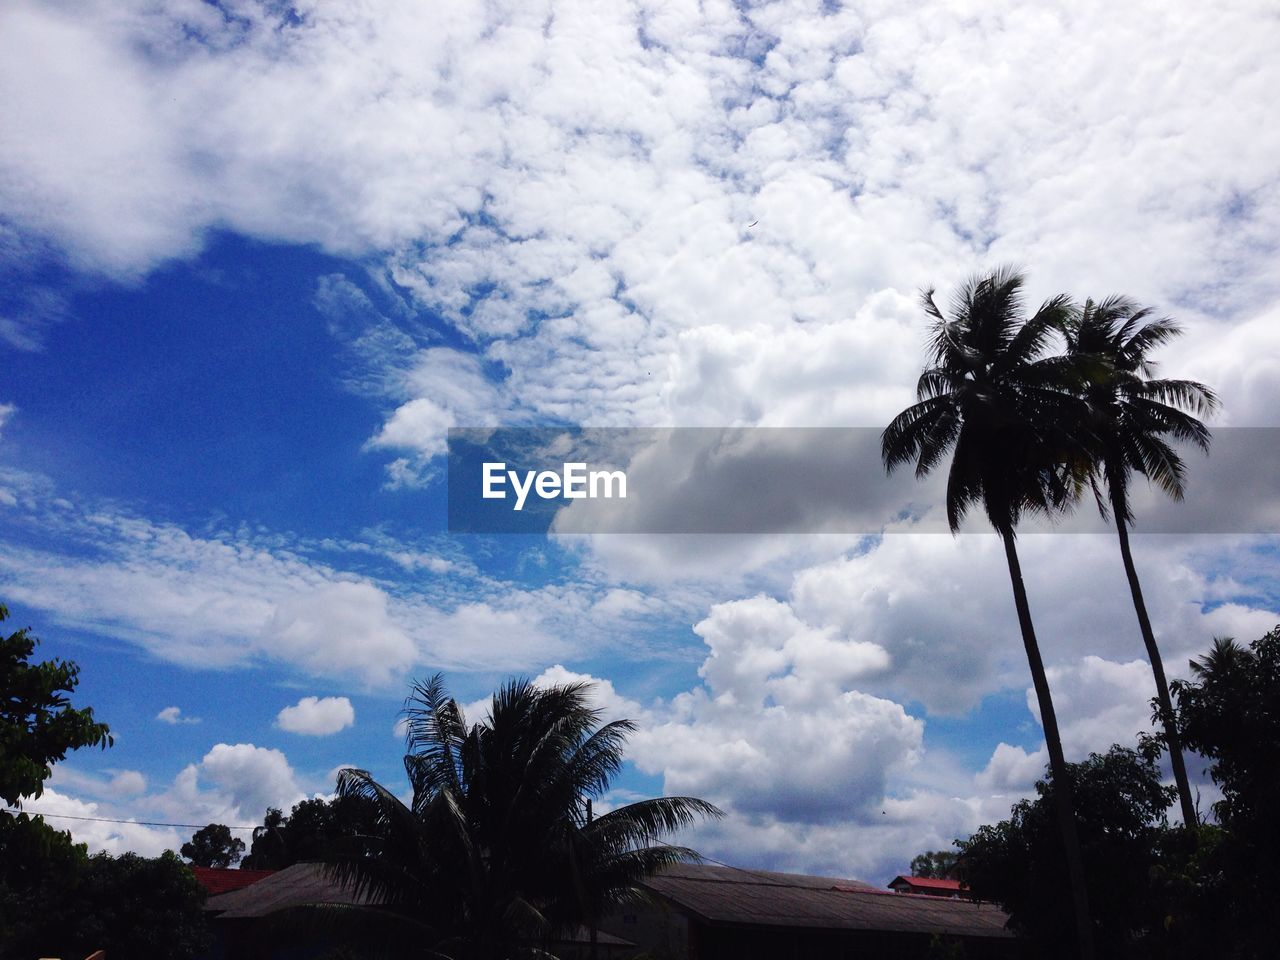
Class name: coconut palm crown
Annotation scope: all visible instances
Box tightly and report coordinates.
[882,266,1086,535]
[316,674,720,960]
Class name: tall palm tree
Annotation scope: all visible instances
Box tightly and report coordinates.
[1065,297,1218,829]
[313,674,720,960]
[882,267,1096,960]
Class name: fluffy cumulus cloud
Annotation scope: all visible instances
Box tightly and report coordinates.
[542,603,997,880]
[156,705,201,725]
[630,596,917,825]
[161,743,305,826]
[276,695,356,736]
[787,532,1279,715]
[32,743,305,857]
[590,533,1275,875]
[24,786,184,858]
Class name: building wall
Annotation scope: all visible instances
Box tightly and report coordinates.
[601,902,1028,960]
[599,899,692,959]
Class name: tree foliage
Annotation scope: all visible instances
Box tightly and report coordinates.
[1,841,210,960]
[181,822,246,868]
[0,603,207,959]
[301,674,721,960]
[0,603,112,807]
[1171,627,1280,957]
[909,849,958,879]
[241,794,381,869]
[957,746,1176,959]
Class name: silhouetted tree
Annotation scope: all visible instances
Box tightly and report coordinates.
[1066,298,1217,828]
[958,746,1174,959]
[909,849,958,879]
[1171,627,1280,956]
[300,674,721,960]
[181,823,245,868]
[882,268,1095,959]
[1,603,111,808]
[241,795,381,869]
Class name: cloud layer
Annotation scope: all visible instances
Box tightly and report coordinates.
[276,696,356,736]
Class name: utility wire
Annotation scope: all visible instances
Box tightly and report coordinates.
[2,808,257,831]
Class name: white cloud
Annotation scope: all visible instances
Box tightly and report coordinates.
[31,743,305,857]
[625,596,916,826]
[156,705,201,725]
[108,769,148,797]
[0,402,15,440]
[159,742,304,826]
[49,765,148,801]
[263,581,415,686]
[0,471,707,685]
[276,695,356,736]
[24,787,184,858]
[2,0,1275,437]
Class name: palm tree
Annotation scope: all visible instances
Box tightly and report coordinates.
[313,674,720,960]
[1065,297,1218,829]
[1187,635,1252,679]
[882,267,1096,960]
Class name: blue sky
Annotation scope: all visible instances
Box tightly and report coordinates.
[2,0,1280,884]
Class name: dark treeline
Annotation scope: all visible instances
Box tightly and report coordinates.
[950,625,1280,959]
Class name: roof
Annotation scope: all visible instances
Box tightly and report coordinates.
[205,862,372,919]
[558,926,634,947]
[192,867,277,896]
[204,862,633,946]
[889,875,965,893]
[641,863,1011,939]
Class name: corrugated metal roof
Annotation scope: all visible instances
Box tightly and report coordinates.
[642,864,1012,939]
[204,863,633,946]
[204,862,371,918]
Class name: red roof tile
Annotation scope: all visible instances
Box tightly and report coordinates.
[889,875,964,892]
[192,866,276,896]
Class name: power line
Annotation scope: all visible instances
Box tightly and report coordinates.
[12,812,867,891]
[3,808,257,831]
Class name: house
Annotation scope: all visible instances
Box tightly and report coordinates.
[191,867,276,897]
[202,862,637,960]
[599,863,1023,960]
[200,860,1022,960]
[887,874,966,898]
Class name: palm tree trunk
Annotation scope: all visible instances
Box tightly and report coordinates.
[587,798,598,960]
[1001,530,1095,960]
[1112,505,1198,828]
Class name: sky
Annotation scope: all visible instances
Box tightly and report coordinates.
[2,0,1279,885]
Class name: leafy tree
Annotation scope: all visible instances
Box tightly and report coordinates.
[1065,298,1218,828]
[303,674,721,960]
[1170,628,1280,956]
[2,846,210,960]
[882,268,1095,959]
[957,746,1175,959]
[0,811,87,954]
[909,849,958,879]
[241,795,381,869]
[0,603,112,807]
[181,822,246,868]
